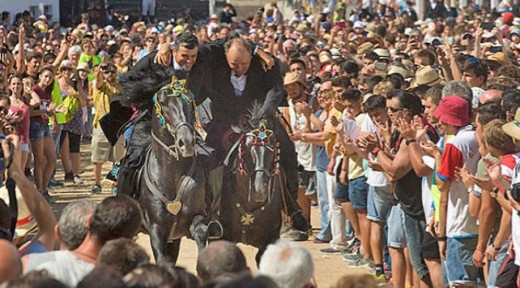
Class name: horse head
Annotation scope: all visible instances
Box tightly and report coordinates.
[152,76,196,159]
[235,103,279,203]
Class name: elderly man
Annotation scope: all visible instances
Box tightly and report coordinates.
[259,240,314,288]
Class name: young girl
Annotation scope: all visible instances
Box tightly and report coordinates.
[8,73,39,173]
[30,68,58,201]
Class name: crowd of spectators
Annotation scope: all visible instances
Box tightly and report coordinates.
[1,0,520,287]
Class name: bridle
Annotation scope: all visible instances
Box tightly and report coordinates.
[237,123,280,177]
[151,76,196,160]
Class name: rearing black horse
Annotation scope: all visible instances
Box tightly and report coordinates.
[130,76,208,265]
[219,102,283,264]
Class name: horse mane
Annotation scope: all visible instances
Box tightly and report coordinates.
[238,102,264,132]
[119,66,178,107]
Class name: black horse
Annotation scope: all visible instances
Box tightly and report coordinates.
[130,76,208,265]
[219,103,283,264]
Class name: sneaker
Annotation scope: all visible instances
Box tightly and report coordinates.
[73,175,83,185]
[64,172,74,182]
[343,238,361,254]
[343,252,362,262]
[42,191,55,204]
[320,247,346,254]
[346,256,372,267]
[282,229,309,241]
[91,184,102,194]
[48,179,63,187]
[24,168,33,178]
[313,237,330,244]
[374,272,387,282]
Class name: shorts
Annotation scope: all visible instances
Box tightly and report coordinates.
[367,185,394,222]
[29,120,52,140]
[334,158,349,203]
[348,176,368,210]
[488,240,516,288]
[493,256,519,288]
[91,125,125,163]
[422,230,440,260]
[60,130,81,153]
[387,204,406,248]
[298,170,314,189]
[444,237,479,287]
[20,143,29,152]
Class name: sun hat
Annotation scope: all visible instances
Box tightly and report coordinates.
[486,52,511,66]
[503,107,520,141]
[0,186,37,239]
[353,21,365,30]
[59,60,75,71]
[373,48,390,60]
[410,66,444,88]
[356,42,374,57]
[387,65,409,78]
[510,28,520,37]
[433,95,471,126]
[283,72,306,87]
[76,62,89,72]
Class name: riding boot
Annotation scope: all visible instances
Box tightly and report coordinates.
[207,165,224,239]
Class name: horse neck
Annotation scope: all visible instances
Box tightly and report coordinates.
[149,120,186,179]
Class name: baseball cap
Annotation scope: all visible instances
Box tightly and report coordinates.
[433,95,470,126]
[353,21,365,30]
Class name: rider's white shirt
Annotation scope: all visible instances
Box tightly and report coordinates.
[230,72,247,97]
[173,57,182,71]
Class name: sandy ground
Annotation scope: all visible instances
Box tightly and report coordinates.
[48,142,370,287]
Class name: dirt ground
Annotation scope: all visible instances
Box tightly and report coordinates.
[48,142,369,287]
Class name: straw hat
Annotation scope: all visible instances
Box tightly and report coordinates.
[356,42,374,57]
[486,52,511,66]
[0,186,37,238]
[410,66,444,88]
[387,65,409,78]
[503,107,520,141]
[59,60,75,71]
[76,62,89,72]
[283,72,306,87]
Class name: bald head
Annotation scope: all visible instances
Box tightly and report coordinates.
[0,239,22,283]
[196,240,248,284]
[225,38,253,76]
[480,89,503,105]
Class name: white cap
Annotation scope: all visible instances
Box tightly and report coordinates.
[105,25,115,32]
[353,21,365,29]
[322,7,331,14]
[150,27,159,34]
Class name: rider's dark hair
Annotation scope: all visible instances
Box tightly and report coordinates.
[174,32,199,50]
[364,95,386,112]
[89,196,142,244]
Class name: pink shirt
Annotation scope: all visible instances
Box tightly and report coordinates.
[10,102,30,144]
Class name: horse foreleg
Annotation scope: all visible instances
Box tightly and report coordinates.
[190,215,208,251]
[166,239,181,264]
[150,223,170,265]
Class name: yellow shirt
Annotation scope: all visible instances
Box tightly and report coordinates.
[92,80,118,128]
[324,107,342,157]
[347,113,367,180]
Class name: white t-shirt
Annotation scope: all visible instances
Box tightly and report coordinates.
[288,100,316,171]
[361,115,389,187]
[510,159,520,265]
[436,125,480,237]
[26,250,94,287]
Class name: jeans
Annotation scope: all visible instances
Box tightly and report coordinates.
[401,209,430,279]
[316,170,332,241]
[487,240,510,288]
[444,237,479,287]
[50,125,62,180]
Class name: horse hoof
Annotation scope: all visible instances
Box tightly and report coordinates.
[207,221,223,240]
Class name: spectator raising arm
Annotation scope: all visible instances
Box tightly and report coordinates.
[3,134,56,252]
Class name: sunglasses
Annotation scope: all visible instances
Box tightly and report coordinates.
[388,106,404,113]
[103,70,116,74]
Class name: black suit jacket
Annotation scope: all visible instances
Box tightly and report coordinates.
[195,55,286,124]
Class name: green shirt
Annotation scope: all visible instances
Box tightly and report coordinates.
[78,53,102,82]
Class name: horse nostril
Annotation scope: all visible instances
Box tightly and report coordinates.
[178,139,185,148]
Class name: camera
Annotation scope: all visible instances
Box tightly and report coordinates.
[511,183,520,203]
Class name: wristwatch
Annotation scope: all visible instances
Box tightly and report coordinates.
[491,243,501,251]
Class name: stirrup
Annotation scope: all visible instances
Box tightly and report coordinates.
[207,220,223,240]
